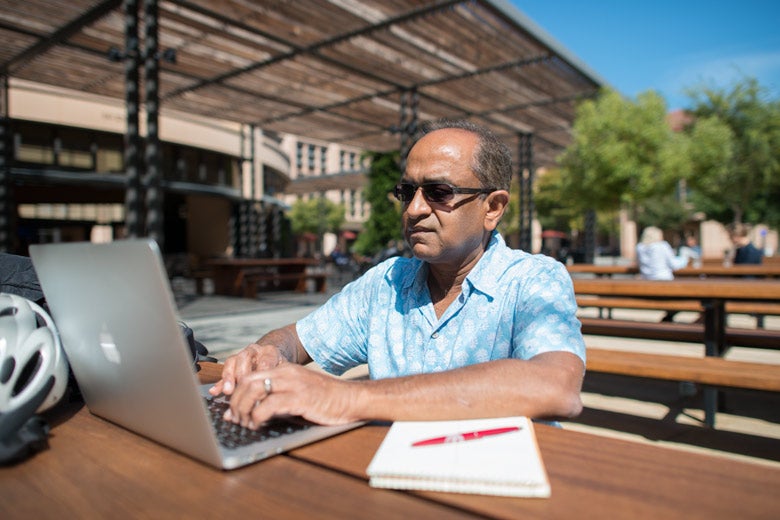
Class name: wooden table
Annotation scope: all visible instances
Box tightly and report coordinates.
[567,263,780,278]
[208,258,319,296]
[1,363,779,519]
[572,278,780,356]
[675,264,780,278]
[567,264,640,277]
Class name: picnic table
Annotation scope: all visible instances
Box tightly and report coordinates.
[567,262,780,278]
[572,278,780,356]
[3,362,779,518]
[574,278,780,426]
[207,258,321,297]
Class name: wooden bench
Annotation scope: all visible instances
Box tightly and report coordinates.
[579,317,780,351]
[576,296,780,328]
[586,347,780,426]
[238,268,327,298]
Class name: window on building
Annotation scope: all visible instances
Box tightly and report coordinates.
[57,128,94,169]
[307,144,315,172]
[296,142,304,173]
[14,122,55,165]
[95,133,124,173]
[320,146,327,175]
[349,152,357,171]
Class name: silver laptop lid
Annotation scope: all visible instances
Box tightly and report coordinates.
[30,239,224,467]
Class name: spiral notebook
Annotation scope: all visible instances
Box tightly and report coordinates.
[367,416,550,497]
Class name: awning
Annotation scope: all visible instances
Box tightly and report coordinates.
[0,0,606,168]
[542,230,568,239]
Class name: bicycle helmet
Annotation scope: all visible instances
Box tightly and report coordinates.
[0,293,69,444]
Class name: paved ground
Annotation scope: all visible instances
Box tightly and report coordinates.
[175,276,780,469]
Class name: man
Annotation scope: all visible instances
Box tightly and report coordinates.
[729,223,763,265]
[211,120,586,429]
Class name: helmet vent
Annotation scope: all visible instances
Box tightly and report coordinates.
[0,306,18,318]
[12,352,43,397]
[0,358,15,384]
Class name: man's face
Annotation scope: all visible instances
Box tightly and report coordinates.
[400,128,496,268]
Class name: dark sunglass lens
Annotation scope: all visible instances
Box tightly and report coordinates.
[423,184,455,202]
[394,184,416,201]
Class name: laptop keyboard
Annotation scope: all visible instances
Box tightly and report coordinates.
[205,397,312,449]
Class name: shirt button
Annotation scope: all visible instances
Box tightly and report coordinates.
[431,332,439,339]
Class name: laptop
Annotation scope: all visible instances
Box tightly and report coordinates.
[29,239,363,470]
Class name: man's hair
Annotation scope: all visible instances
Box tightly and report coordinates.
[416,119,513,191]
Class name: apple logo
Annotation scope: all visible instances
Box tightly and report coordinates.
[99,325,122,364]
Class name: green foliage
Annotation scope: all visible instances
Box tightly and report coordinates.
[533,168,579,231]
[289,197,345,235]
[551,77,780,235]
[352,151,403,256]
[558,89,686,214]
[633,191,693,231]
[684,77,780,226]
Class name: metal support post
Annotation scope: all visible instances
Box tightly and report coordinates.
[143,0,164,247]
[584,209,596,263]
[122,0,143,238]
[0,75,11,252]
[247,124,257,257]
[518,133,534,252]
[397,88,418,174]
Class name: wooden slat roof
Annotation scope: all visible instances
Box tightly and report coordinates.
[0,0,606,167]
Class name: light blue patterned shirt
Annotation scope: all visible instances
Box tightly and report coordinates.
[297,231,586,379]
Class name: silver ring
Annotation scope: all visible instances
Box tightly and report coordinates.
[263,377,273,394]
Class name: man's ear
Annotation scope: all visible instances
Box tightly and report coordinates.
[483,190,510,231]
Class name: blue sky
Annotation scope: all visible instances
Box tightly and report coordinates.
[510,1,780,110]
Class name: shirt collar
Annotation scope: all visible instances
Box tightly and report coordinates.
[463,230,504,300]
[400,230,506,300]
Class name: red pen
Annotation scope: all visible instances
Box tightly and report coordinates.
[411,426,521,447]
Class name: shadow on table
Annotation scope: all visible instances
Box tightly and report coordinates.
[573,373,780,463]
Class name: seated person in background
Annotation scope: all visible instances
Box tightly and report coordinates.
[729,223,763,264]
[678,233,701,267]
[211,119,585,428]
[636,226,688,322]
[636,226,688,280]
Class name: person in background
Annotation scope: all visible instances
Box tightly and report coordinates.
[729,223,763,265]
[210,119,585,429]
[636,227,688,280]
[678,233,702,268]
[636,226,689,322]
[729,223,764,326]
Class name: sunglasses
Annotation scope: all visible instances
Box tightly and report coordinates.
[393,182,496,204]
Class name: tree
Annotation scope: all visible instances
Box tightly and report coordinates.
[533,168,579,232]
[289,197,345,236]
[352,151,403,256]
[684,77,780,226]
[557,89,689,215]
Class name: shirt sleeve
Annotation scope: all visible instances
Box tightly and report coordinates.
[296,265,381,375]
[511,258,586,363]
[664,242,688,271]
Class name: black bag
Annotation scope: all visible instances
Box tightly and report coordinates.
[180,322,217,370]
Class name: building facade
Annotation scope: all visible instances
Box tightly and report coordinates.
[3,79,369,266]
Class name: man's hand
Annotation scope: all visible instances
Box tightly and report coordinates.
[209,342,285,396]
[222,364,360,428]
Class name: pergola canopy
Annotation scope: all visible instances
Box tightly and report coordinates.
[0,0,606,168]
